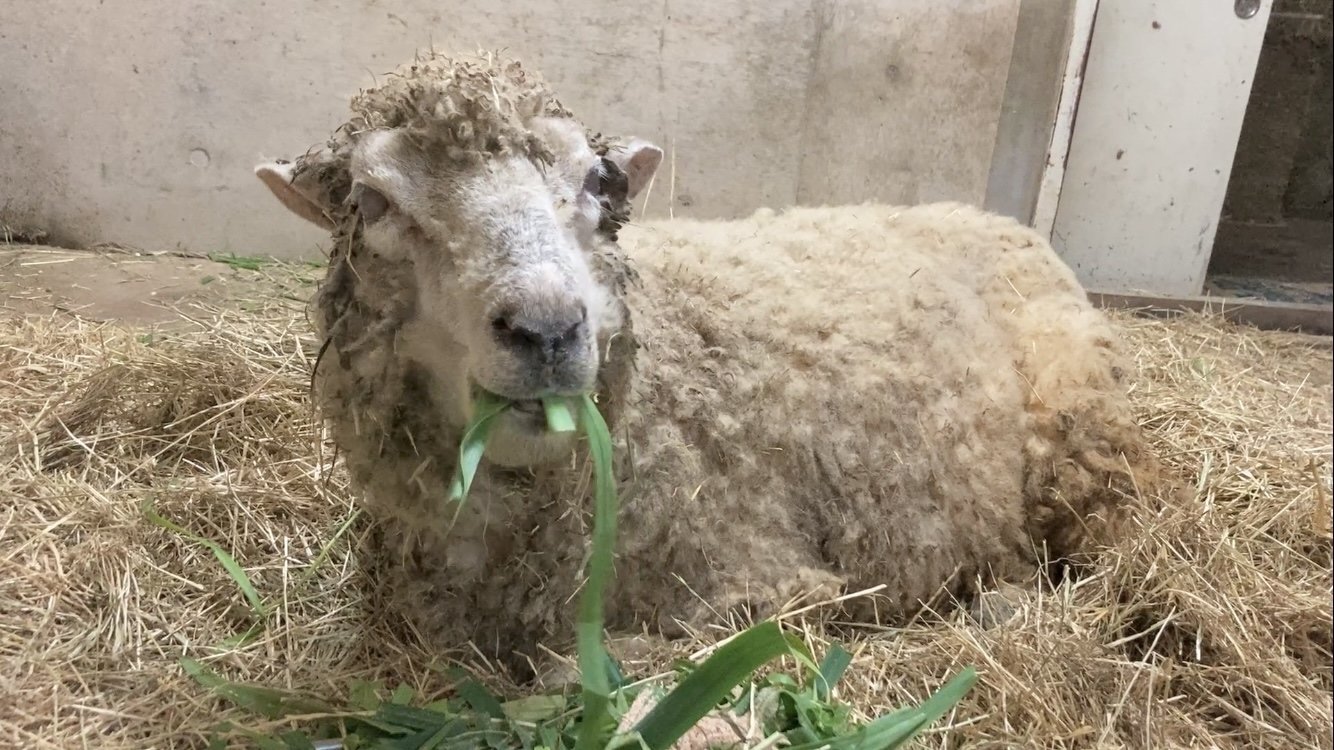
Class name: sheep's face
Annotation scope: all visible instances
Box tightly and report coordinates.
[256,117,661,466]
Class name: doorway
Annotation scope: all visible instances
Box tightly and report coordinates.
[1207,0,1333,306]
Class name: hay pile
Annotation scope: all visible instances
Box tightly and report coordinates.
[1,266,1330,749]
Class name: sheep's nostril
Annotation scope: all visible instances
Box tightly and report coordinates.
[562,320,583,345]
[492,305,587,358]
[515,325,546,349]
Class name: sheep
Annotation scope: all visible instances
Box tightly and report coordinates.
[253,50,1165,676]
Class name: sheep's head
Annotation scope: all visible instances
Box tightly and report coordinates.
[254,53,662,466]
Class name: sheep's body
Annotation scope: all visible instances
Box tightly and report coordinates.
[256,51,1161,672]
[320,200,1158,661]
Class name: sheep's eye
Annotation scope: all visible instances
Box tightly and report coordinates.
[351,183,391,224]
[597,157,629,202]
[582,158,630,202]
[581,164,602,196]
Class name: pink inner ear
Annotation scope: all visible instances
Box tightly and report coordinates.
[623,145,664,199]
[255,165,336,230]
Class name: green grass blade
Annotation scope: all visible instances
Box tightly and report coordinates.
[208,252,266,271]
[814,643,854,701]
[783,667,978,750]
[631,621,793,750]
[501,694,568,724]
[603,651,629,691]
[390,682,418,705]
[449,392,511,503]
[781,716,925,750]
[297,508,362,586]
[849,714,930,750]
[543,397,577,433]
[454,676,506,720]
[220,621,265,649]
[143,500,266,621]
[864,666,977,749]
[384,718,464,750]
[371,702,454,732]
[574,394,619,750]
[181,658,331,719]
[228,727,291,750]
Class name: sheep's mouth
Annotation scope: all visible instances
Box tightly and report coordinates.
[503,400,548,434]
[472,385,537,413]
[508,399,544,417]
[470,385,565,433]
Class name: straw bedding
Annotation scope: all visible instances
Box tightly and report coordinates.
[1,263,1330,749]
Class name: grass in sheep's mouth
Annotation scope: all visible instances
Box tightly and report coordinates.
[448,392,577,503]
[161,393,977,749]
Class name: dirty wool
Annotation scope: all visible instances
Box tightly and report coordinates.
[257,51,1167,672]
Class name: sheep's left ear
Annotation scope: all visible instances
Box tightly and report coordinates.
[254,148,345,230]
[604,138,663,201]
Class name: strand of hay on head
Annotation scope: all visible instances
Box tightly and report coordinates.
[0,271,1329,749]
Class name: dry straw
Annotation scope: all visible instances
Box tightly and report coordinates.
[1,263,1330,749]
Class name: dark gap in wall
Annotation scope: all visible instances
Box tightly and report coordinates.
[1208,0,1332,306]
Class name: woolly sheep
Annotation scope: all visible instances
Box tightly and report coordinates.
[254,51,1164,676]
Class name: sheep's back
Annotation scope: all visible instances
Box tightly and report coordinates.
[618,201,1157,581]
[612,204,1044,614]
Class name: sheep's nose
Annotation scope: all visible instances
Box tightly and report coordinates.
[491,305,587,361]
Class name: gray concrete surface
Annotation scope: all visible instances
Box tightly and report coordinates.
[0,245,301,324]
[0,0,1020,260]
[983,0,1079,226]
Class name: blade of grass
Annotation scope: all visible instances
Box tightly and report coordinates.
[543,397,577,433]
[384,718,465,750]
[297,508,362,587]
[371,702,455,732]
[449,391,511,503]
[814,644,854,701]
[501,694,569,724]
[453,676,506,720]
[630,621,794,750]
[574,393,620,750]
[220,621,265,649]
[143,500,266,621]
[208,251,267,271]
[181,658,331,719]
[861,666,977,749]
[783,667,978,750]
[390,684,417,705]
[848,714,931,750]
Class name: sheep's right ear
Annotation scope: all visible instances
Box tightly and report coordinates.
[254,151,339,230]
[604,138,663,201]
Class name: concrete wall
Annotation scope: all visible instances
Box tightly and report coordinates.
[0,0,1021,260]
[983,0,1083,227]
